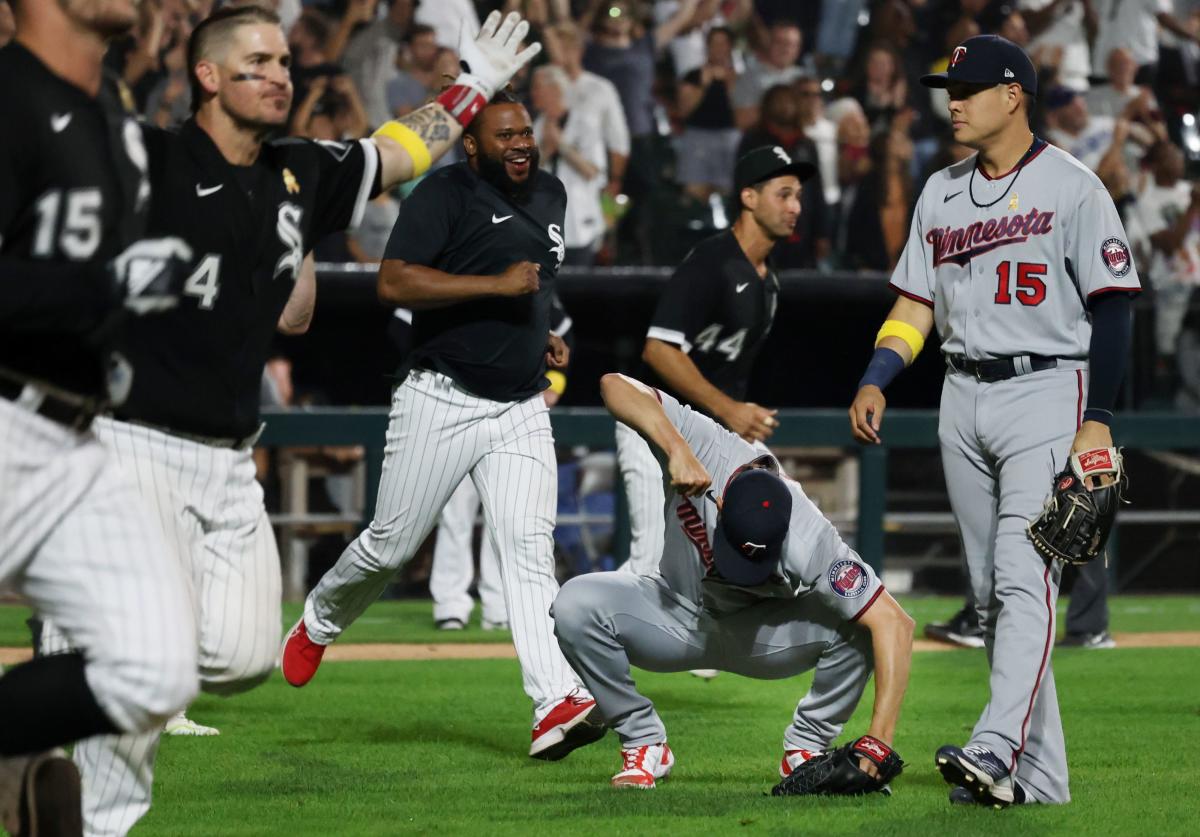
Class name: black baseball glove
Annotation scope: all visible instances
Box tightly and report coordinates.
[1028,447,1126,566]
[771,736,903,797]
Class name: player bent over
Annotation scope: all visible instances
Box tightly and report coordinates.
[849,36,1140,807]
[552,374,914,790]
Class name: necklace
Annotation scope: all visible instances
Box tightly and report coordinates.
[969,137,1042,209]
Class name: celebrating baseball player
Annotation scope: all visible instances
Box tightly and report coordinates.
[282,91,606,762]
[553,373,915,791]
[616,146,811,580]
[32,6,544,834]
[848,35,1140,807]
[0,0,202,831]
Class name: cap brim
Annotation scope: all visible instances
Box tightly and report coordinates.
[712,522,780,587]
[921,71,1035,95]
[743,161,817,192]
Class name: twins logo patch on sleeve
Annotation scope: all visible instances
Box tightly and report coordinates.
[828,559,870,598]
[1101,238,1132,278]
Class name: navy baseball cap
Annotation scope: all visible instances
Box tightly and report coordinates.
[712,468,793,587]
[921,35,1038,98]
[734,145,816,193]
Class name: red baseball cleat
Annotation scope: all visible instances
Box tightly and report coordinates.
[611,743,674,789]
[529,691,606,760]
[780,748,820,778]
[280,618,327,687]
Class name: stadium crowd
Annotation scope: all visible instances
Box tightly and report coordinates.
[3,0,1198,395]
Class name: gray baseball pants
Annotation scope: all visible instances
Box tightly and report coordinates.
[552,572,873,751]
[939,365,1085,804]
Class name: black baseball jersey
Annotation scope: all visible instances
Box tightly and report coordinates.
[644,230,779,404]
[111,120,381,438]
[0,44,150,398]
[383,162,567,402]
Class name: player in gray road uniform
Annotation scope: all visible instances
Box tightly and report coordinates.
[553,374,915,788]
[849,36,1141,806]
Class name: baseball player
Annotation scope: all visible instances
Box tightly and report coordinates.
[34,7,544,835]
[0,0,201,831]
[553,373,915,788]
[424,296,572,631]
[617,145,813,579]
[282,91,607,764]
[848,35,1141,806]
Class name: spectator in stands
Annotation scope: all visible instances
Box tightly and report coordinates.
[828,101,889,271]
[1128,142,1200,392]
[814,0,868,76]
[1090,0,1200,84]
[675,26,742,203]
[733,18,805,130]
[581,0,705,262]
[997,10,1031,47]
[143,31,191,128]
[288,9,336,104]
[106,0,193,110]
[414,0,480,50]
[1020,0,1091,92]
[342,0,414,129]
[291,74,370,142]
[347,191,402,263]
[736,84,829,268]
[531,65,618,266]
[849,42,908,137]
[796,74,839,206]
[387,24,440,117]
[655,0,745,79]
[545,22,630,220]
[0,1,14,48]
[1087,47,1155,118]
[1044,86,1119,173]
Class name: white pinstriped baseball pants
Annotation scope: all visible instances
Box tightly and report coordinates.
[306,369,583,718]
[430,477,507,626]
[0,400,197,734]
[42,416,282,836]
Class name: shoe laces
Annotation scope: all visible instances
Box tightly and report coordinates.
[622,747,647,772]
[563,689,591,707]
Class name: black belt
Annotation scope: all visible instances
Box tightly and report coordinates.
[122,418,266,450]
[0,378,97,431]
[946,354,1059,383]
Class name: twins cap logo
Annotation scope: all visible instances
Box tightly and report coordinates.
[772,146,791,165]
[828,559,870,598]
[1101,237,1132,278]
[950,46,968,68]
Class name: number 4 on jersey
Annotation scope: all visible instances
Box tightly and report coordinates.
[694,324,748,361]
[184,254,221,309]
[994,261,1046,306]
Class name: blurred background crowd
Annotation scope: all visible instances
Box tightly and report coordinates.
[2,0,1199,402]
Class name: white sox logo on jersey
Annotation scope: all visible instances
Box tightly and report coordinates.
[274,202,304,281]
[928,208,1055,267]
[548,223,565,269]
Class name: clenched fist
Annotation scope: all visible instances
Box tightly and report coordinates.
[496,261,540,296]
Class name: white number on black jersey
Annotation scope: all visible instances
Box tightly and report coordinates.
[694,324,748,361]
[32,188,103,260]
[183,254,222,309]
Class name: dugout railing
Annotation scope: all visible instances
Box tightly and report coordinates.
[260,408,1200,599]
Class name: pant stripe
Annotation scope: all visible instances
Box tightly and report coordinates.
[1012,561,1055,771]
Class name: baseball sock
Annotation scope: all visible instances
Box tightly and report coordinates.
[0,652,119,755]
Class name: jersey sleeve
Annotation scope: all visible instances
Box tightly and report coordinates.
[381,169,465,266]
[1067,186,1143,298]
[646,252,720,352]
[808,547,884,622]
[888,190,935,305]
[653,385,755,486]
[598,79,631,157]
[308,138,382,242]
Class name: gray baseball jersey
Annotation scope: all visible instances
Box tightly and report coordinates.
[891,141,1141,359]
[649,387,883,621]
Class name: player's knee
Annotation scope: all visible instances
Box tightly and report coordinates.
[91,647,200,733]
[199,638,276,696]
[552,577,605,642]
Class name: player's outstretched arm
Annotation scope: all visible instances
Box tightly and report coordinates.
[848,297,934,445]
[278,253,317,335]
[378,259,539,309]
[853,590,914,754]
[643,338,778,443]
[600,373,711,497]
[370,11,541,189]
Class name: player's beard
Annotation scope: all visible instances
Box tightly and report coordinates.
[477,147,540,203]
[60,0,139,39]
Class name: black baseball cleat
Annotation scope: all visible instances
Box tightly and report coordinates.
[923,604,985,649]
[949,786,975,805]
[935,744,1018,808]
[1056,631,1116,649]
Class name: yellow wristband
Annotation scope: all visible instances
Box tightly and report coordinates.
[546,370,567,396]
[373,120,432,178]
[875,319,925,359]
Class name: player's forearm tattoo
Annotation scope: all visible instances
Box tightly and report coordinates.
[400,106,454,145]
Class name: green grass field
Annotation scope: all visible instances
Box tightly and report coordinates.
[2,597,1197,835]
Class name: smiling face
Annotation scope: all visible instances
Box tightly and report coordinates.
[945,80,1024,148]
[464,102,540,199]
[194,21,293,130]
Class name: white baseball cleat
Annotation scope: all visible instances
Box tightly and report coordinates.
[164,711,221,737]
[689,669,719,680]
[612,743,675,789]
